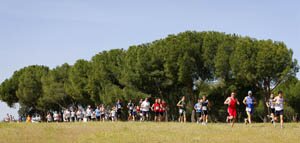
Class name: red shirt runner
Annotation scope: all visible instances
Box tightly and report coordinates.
[228,97,237,118]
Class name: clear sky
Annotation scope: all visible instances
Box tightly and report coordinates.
[0,0,299,120]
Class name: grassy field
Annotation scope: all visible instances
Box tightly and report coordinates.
[0,122,299,143]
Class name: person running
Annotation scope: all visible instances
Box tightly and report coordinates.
[76,109,83,122]
[151,98,161,122]
[266,93,275,124]
[201,96,210,125]
[132,105,137,121]
[127,100,135,121]
[71,110,76,122]
[100,104,106,122]
[111,107,116,122]
[141,98,151,121]
[160,99,167,122]
[243,91,256,124]
[224,92,240,127]
[46,112,52,123]
[95,106,101,121]
[136,105,142,121]
[86,106,92,121]
[53,111,59,123]
[274,91,284,128]
[194,99,202,124]
[177,96,186,123]
[115,99,123,121]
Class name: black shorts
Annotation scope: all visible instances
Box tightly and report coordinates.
[196,112,202,118]
[275,110,284,116]
[155,111,160,116]
[160,111,165,116]
[142,111,149,116]
[117,110,122,115]
[96,116,100,120]
[270,108,275,114]
[202,110,208,116]
[129,110,134,115]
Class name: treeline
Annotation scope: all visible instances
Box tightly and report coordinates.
[0,31,299,122]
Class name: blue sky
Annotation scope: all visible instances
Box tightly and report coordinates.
[0,0,299,119]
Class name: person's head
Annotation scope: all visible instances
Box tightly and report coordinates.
[155,98,158,103]
[248,90,252,96]
[129,99,132,103]
[198,99,201,103]
[278,90,283,97]
[145,98,148,101]
[270,93,274,99]
[117,99,120,102]
[231,92,236,98]
[157,98,161,103]
[202,96,207,100]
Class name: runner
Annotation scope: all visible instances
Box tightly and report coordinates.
[243,91,256,124]
[95,106,101,121]
[151,98,161,122]
[127,100,135,121]
[194,99,202,124]
[201,96,210,125]
[177,96,186,123]
[86,106,92,121]
[274,91,284,128]
[224,92,240,127]
[136,105,142,121]
[132,105,137,121]
[141,98,151,121]
[115,99,123,121]
[100,104,106,122]
[53,111,59,123]
[266,93,275,124]
[46,112,52,123]
[111,107,116,122]
[160,99,167,122]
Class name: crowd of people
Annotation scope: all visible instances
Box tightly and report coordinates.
[2,113,16,122]
[19,98,168,123]
[3,90,286,128]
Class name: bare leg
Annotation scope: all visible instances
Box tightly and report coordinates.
[246,112,252,124]
[280,115,284,128]
[231,117,236,127]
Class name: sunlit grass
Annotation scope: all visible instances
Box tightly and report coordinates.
[0,122,299,143]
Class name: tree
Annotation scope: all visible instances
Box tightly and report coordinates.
[16,65,49,115]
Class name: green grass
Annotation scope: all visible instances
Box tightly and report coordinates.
[0,122,299,143]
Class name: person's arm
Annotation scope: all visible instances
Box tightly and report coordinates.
[151,104,154,111]
[177,100,182,107]
[253,97,257,105]
[266,100,270,108]
[208,100,211,109]
[273,97,278,105]
[194,104,197,111]
[224,97,230,105]
[236,98,240,105]
[243,97,247,105]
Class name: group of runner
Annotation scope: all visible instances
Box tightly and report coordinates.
[19,90,286,128]
[127,98,167,122]
[224,90,285,128]
[176,96,210,125]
